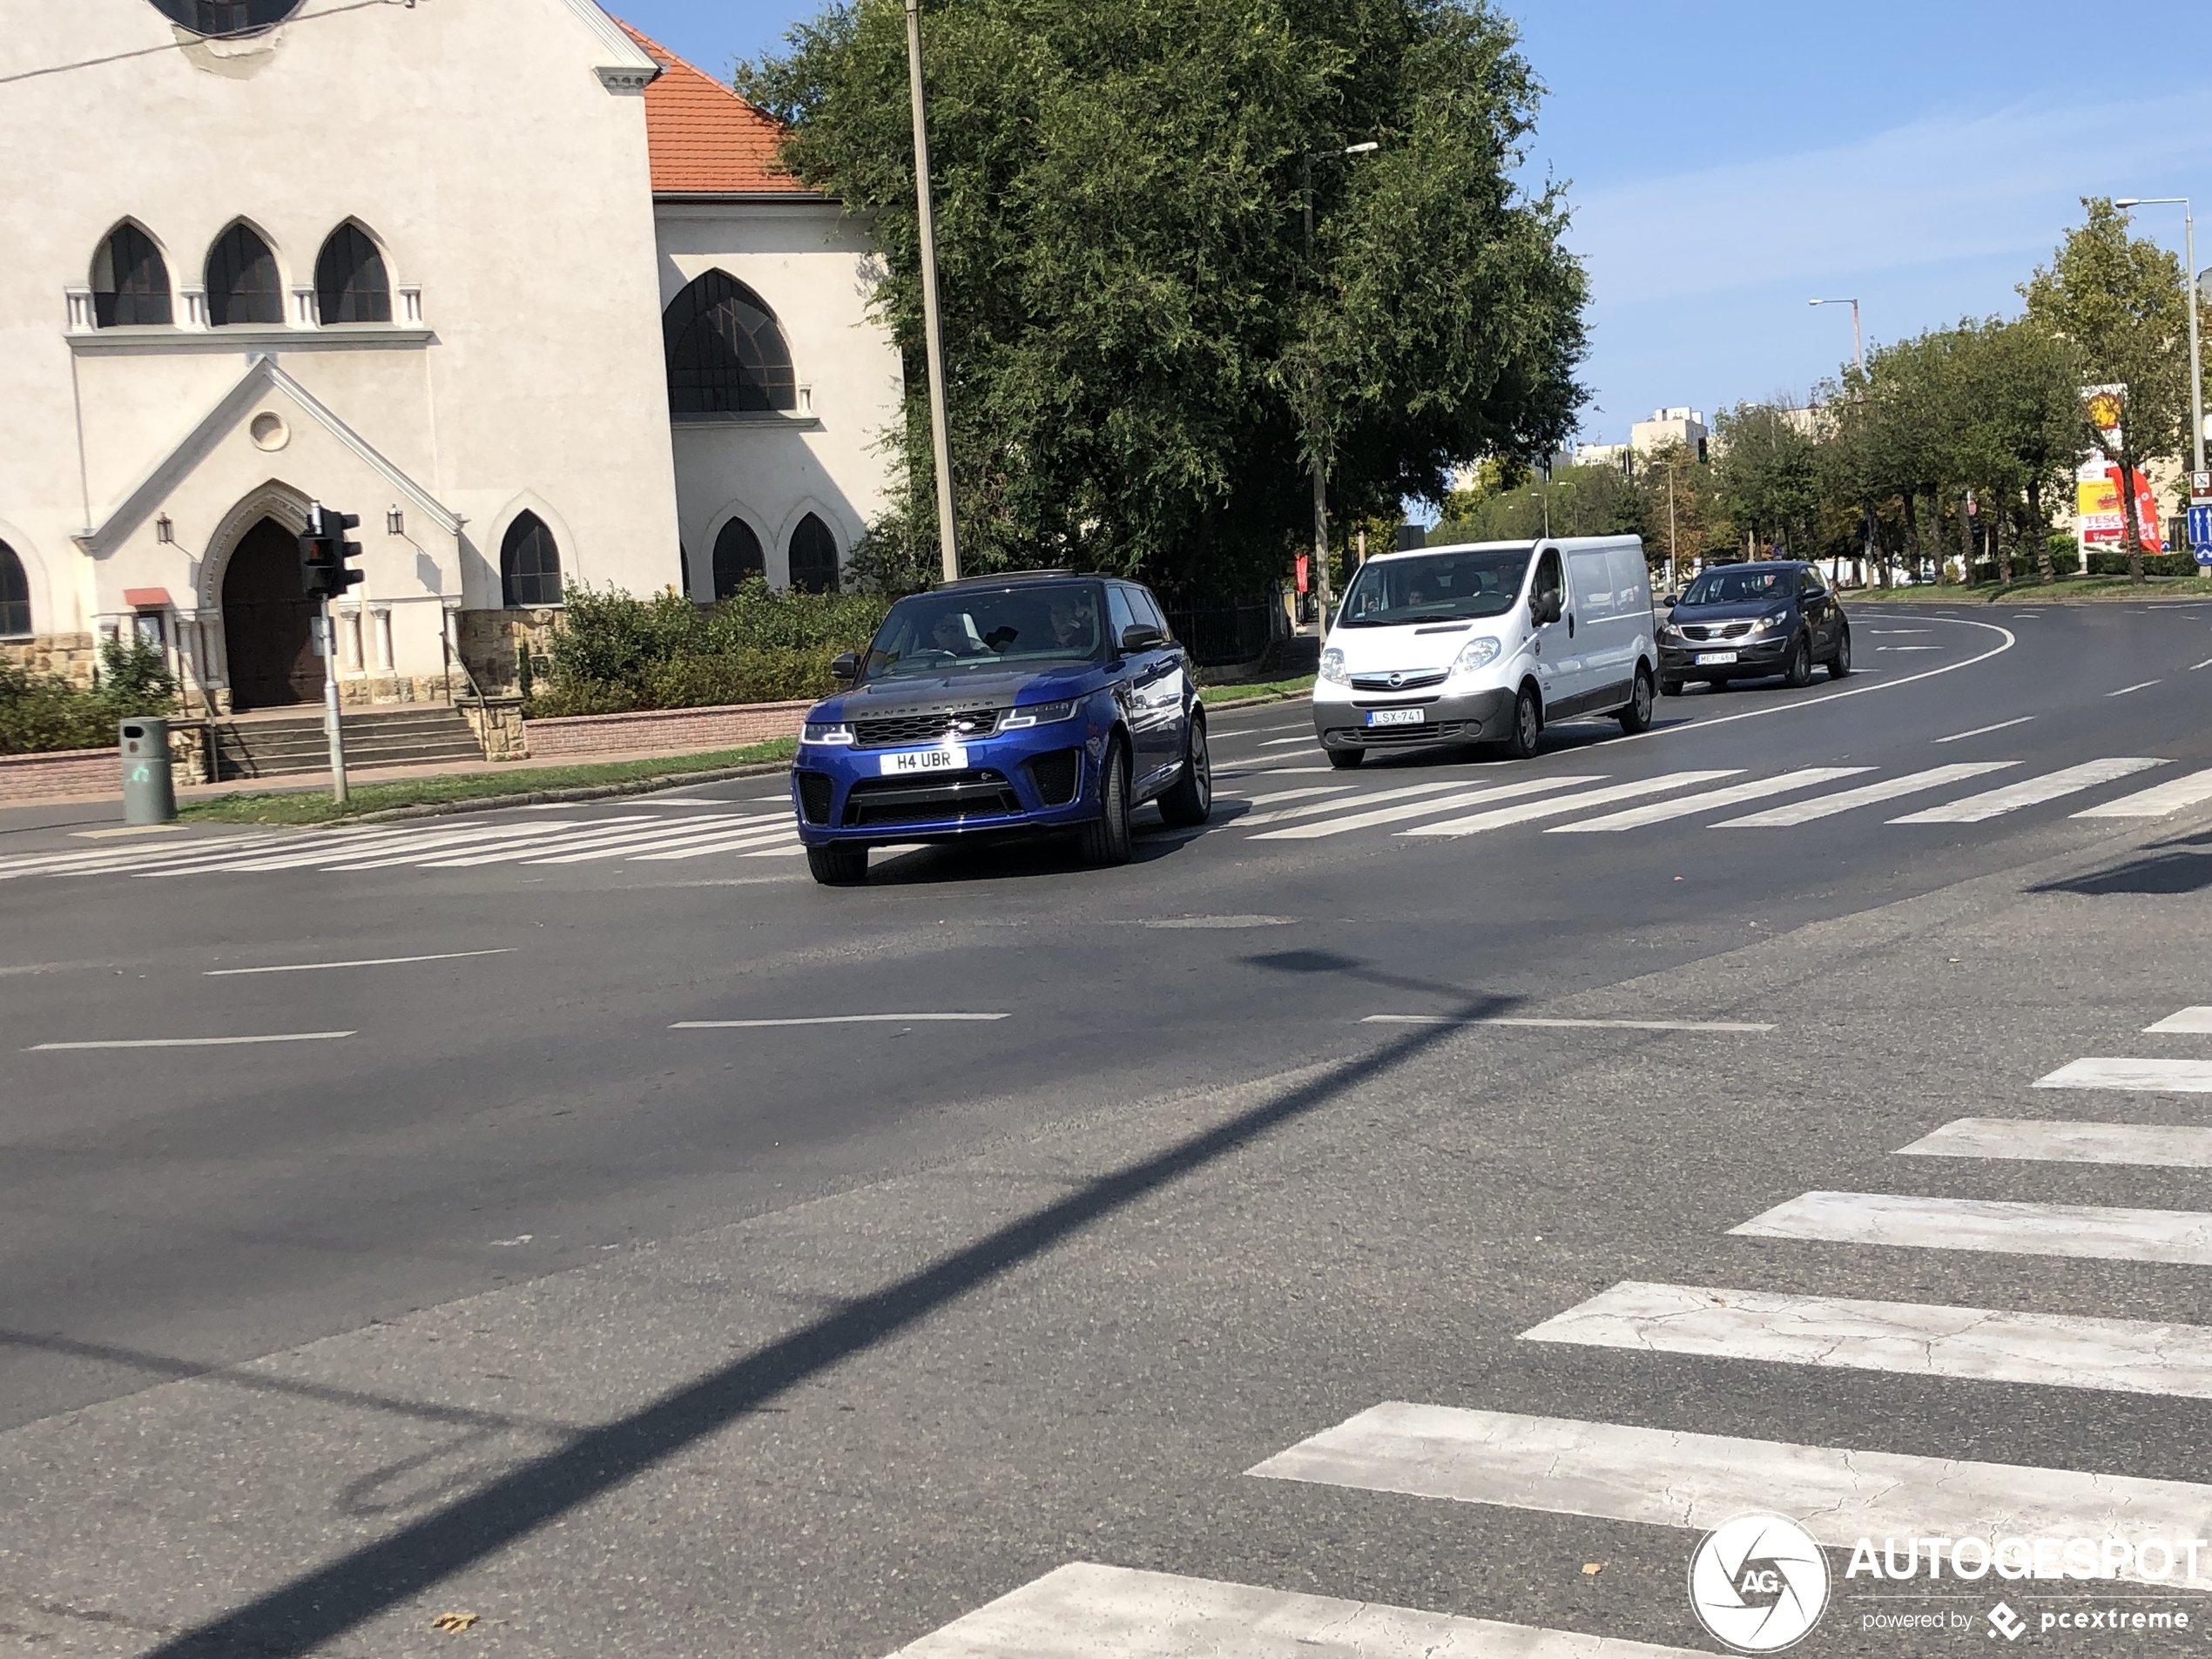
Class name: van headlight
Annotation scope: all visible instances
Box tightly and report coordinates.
[998,698,1080,730]
[1453,636,1502,674]
[1319,647,1348,685]
[801,721,853,745]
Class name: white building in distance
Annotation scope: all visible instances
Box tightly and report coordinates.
[0,0,901,711]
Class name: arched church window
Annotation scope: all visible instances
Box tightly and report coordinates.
[206,224,282,327]
[711,518,765,599]
[91,223,172,327]
[787,513,839,594]
[145,1,307,37]
[0,542,30,638]
[501,513,562,608]
[314,222,391,323]
[664,272,797,414]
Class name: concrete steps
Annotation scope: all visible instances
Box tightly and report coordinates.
[212,705,483,781]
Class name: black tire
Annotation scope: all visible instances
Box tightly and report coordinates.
[1077,738,1133,866]
[1828,623,1853,679]
[1156,715,1213,826]
[1617,667,1654,734]
[1659,675,1685,698]
[1501,683,1541,759]
[1326,746,1366,770]
[806,843,867,886]
[1783,632,1814,688]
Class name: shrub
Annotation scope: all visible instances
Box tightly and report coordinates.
[0,637,179,754]
[2086,550,2205,578]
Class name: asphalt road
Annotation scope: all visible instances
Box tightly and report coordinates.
[4,599,2212,1656]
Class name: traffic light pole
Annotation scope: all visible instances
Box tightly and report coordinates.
[320,598,348,806]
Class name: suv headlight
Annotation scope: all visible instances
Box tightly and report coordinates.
[1754,610,1789,632]
[1452,636,1502,674]
[1319,647,1348,685]
[998,698,1080,730]
[801,721,853,745]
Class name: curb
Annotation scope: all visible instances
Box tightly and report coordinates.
[341,759,796,825]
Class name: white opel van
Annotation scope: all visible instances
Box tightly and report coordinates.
[1311,536,1657,768]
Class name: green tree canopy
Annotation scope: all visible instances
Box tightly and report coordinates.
[741,0,1588,598]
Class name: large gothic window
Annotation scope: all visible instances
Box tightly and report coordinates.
[314,222,391,323]
[711,518,765,599]
[664,272,797,414]
[501,513,562,609]
[91,223,172,327]
[145,0,307,37]
[0,542,30,638]
[787,513,840,594]
[206,224,282,327]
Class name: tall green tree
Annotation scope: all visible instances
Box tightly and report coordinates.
[1945,318,2082,584]
[740,0,1588,598]
[1711,402,1821,561]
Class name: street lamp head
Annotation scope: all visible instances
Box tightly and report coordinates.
[2116,198,2140,208]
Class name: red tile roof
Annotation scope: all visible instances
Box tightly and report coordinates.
[614,19,813,197]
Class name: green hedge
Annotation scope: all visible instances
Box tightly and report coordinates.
[0,637,179,755]
[2083,550,2206,577]
[526,582,890,718]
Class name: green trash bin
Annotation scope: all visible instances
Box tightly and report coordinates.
[120,717,175,825]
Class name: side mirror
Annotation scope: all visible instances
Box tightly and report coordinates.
[1534,593,1562,626]
[1661,593,1680,609]
[1120,624,1165,652]
[830,651,859,683]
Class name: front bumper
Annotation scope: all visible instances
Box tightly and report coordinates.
[789,720,1107,846]
[1312,685,1515,752]
[1661,634,1790,678]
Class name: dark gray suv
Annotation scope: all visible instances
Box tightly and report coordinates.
[1657,560,1851,694]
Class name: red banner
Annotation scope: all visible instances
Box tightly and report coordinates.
[1295,554,1310,594]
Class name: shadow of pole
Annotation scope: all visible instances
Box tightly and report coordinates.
[145,982,1520,1659]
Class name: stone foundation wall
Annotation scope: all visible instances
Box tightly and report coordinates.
[456,609,558,698]
[461,696,527,761]
[2,633,100,688]
[337,674,449,708]
[522,698,809,760]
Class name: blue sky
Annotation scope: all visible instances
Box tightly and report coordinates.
[617,0,2212,448]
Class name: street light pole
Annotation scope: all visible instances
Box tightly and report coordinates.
[904,0,960,582]
[2116,199,2204,477]
[1809,297,1862,370]
[1299,139,1379,630]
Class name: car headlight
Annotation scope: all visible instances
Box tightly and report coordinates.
[801,721,853,745]
[1318,647,1348,685]
[1452,636,1502,674]
[1754,610,1789,632]
[998,698,1080,730]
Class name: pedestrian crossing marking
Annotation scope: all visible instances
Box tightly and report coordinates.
[1230,785,1358,809]
[1524,1280,2212,1402]
[1401,772,1738,838]
[1730,1190,2212,1266]
[1251,777,1602,840]
[1237,777,1505,829]
[1247,1403,2212,1588]
[1898,1117,2212,1168]
[1710,762,2013,827]
[1547,767,1869,833]
[883,1562,1710,1659]
[2146,1007,2212,1034]
[2077,768,2212,819]
[1888,758,2163,824]
[2036,1057,2212,1093]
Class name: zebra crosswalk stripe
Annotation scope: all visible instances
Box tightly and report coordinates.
[2146,1007,2212,1034]
[883,1561,1710,1659]
[193,819,595,873]
[1729,1189,2212,1266]
[2036,1057,2212,1093]
[1401,772,1738,838]
[1236,777,1496,829]
[0,832,283,880]
[1522,1280,2212,1402]
[1711,762,2013,827]
[1888,758,2164,824]
[1248,776,1602,840]
[1246,1402,2212,1588]
[1897,1117,2212,1168]
[416,818,746,867]
[1547,766,1870,833]
[2075,767,2212,819]
[524,819,792,864]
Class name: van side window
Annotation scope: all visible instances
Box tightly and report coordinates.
[1532,550,1563,613]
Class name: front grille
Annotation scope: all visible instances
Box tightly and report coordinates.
[1348,669,1448,691]
[1351,721,1470,745]
[843,768,1022,826]
[1027,748,1082,806]
[794,770,834,825]
[851,708,1002,748]
[1683,622,1754,642]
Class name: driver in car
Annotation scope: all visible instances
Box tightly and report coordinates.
[1048,593,1096,651]
[927,611,988,657]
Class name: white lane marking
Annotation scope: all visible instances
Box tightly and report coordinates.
[1888,757,2165,824]
[416,819,726,867]
[1214,765,1334,779]
[1137,914,1297,929]
[2077,769,2212,819]
[671,1013,1008,1028]
[2191,657,2212,671]
[1870,629,1934,634]
[1934,715,2034,743]
[0,832,282,880]
[1731,1190,2212,1266]
[1876,644,1944,651]
[317,821,614,871]
[884,1561,1710,1659]
[1523,1280,2212,1403]
[2148,1007,2212,1033]
[1259,736,1319,747]
[639,798,742,806]
[1713,762,2014,826]
[1239,776,1521,829]
[1212,721,1307,738]
[193,819,586,873]
[1247,1403,2212,1589]
[1234,786,1356,808]
[521,820,786,865]
[1898,1117,2212,1168]
[2108,679,2163,697]
[1547,768,1869,833]
[205,948,517,977]
[630,829,801,862]
[28,1030,355,1050]
[1362,1015,1772,1032]
[2039,1057,2212,1093]
[1402,771,1738,838]
[738,844,809,858]
[1253,776,1602,840]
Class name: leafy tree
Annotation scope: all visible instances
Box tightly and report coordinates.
[1944,318,2081,584]
[1711,402,1822,561]
[741,0,1588,599]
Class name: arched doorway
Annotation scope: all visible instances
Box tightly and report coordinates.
[221,517,318,709]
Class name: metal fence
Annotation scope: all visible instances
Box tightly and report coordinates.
[1163,599,1284,669]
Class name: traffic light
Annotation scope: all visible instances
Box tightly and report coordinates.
[298,502,364,600]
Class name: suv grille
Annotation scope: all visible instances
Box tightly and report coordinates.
[1026,748,1082,807]
[843,769,1022,826]
[1682,622,1754,641]
[794,770,834,825]
[852,708,1002,748]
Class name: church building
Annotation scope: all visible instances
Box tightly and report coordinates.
[0,0,901,713]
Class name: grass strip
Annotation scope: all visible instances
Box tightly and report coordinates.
[1840,575,2212,604]
[1198,675,1316,706]
[178,738,797,826]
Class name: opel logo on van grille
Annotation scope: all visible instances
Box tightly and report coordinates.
[1387,671,1405,688]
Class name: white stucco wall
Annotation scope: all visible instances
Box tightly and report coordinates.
[0,0,683,698]
[657,201,905,594]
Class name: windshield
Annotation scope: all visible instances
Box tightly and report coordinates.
[861,583,1104,681]
[1681,565,1791,606]
[1337,545,1534,626]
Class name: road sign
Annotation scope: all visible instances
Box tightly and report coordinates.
[2190,502,2212,552]
[2195,469,2212,501]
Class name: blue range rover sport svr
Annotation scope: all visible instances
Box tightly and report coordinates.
[790,572,1212,885]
